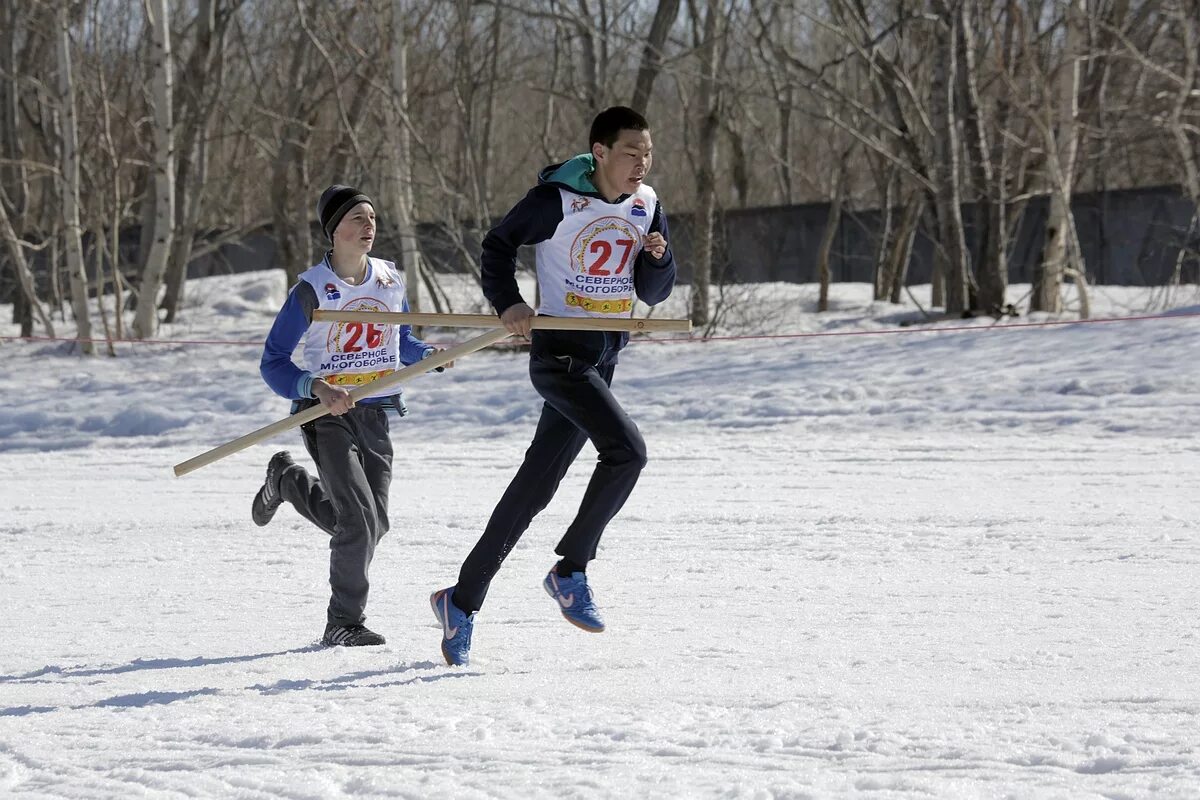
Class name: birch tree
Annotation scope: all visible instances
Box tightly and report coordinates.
[1032,0,1086,314]
[56,2,93,352]
[133,0,175,338]
[929,0,969,314]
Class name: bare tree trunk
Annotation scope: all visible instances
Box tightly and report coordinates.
[1033,0,1085,314]
[270,19,315,286]
[1096,0,1197,289]
[1168,2,1200,287]
[574,0,601,110]
[888,191,924,304]
[1037,185,1070,314]
[163,0,235,323]
[873,166,897,301]
[0,1,28,220]
[91,231,115,356]
[0,196,55,335]
[540,18,565,164]
[690,0,723,328]
[477,3,503,210]
[930,2,969,314]
[925,208,945,308]
[726,124,750,207]
[387,0,444,314]
[817,154,848,312]
[110,208,125,339]
[453,0,486,224]
[96,59,126,340]
[958,0,1006,314]
[13,284,31,336]
[133,0,176,338]
[631,0,680,111]
[296,3,369,183]
[56,4,93,353]
[776,84,794,204]
[162,140,206,323]
[1168,1,1200,207]
[272,122,313,285]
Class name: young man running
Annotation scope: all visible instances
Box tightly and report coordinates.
[431,107,676,665]
[256,185,447,647]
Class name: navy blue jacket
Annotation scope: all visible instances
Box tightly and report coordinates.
[480,157,677,364]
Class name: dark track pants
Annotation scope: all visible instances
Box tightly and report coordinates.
[453,353,648,613]
[278,403,393,627]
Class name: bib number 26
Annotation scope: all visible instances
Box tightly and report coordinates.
[342,322,385,352]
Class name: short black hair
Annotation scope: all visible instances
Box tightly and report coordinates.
[589,106,650,148]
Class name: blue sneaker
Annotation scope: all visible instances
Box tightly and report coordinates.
[543,569,605,632]
[430,588,475,666]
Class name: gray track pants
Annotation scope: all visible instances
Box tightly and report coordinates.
[279,402,393,627]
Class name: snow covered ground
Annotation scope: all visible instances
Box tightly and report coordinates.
[1,273,1198,799]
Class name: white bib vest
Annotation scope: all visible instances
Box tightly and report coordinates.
[298,257,409,400]
[535,184,657,318]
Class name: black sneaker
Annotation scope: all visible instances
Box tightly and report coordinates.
[322,623,386,647]
[251,451,295,527]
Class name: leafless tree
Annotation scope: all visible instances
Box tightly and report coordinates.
[632,0,681,111]
[0,188,55,336]
[687,0,731,327]
[161,0,241,323]
[56,1,93,352]
[929,0,969,314]
[1109,0,1200,286]
[386,0,449,314]
[1030,0,1087,314]
[132,0,176,338]
[2,0,1196,341]
[817,146,850,312]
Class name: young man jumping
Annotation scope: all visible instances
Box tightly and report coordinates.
[431,107,676,665]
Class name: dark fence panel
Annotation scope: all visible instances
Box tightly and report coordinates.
[3,186,1196,305]
[666,185,1196,287]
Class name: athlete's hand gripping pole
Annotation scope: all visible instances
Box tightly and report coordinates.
[172,327,512,477]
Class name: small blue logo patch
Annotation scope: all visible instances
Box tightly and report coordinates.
[324,283,341,301]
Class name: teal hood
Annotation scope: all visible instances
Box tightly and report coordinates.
[537,154,603,197]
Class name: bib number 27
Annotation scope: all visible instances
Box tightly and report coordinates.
[587,238,636,276]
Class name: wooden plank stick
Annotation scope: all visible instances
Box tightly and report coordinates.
[313,310,692,333]
[172,327,512,478]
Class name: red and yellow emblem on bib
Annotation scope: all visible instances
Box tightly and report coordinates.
[571,216,642,276]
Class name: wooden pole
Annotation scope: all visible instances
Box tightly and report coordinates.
[173,327,511,478]
[313,310,693,333]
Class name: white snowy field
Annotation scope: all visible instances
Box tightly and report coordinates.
[1,273,1199,799]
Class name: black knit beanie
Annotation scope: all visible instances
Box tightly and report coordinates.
[316,185,373,242]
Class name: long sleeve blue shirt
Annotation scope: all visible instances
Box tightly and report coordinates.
[260,280,432,402]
